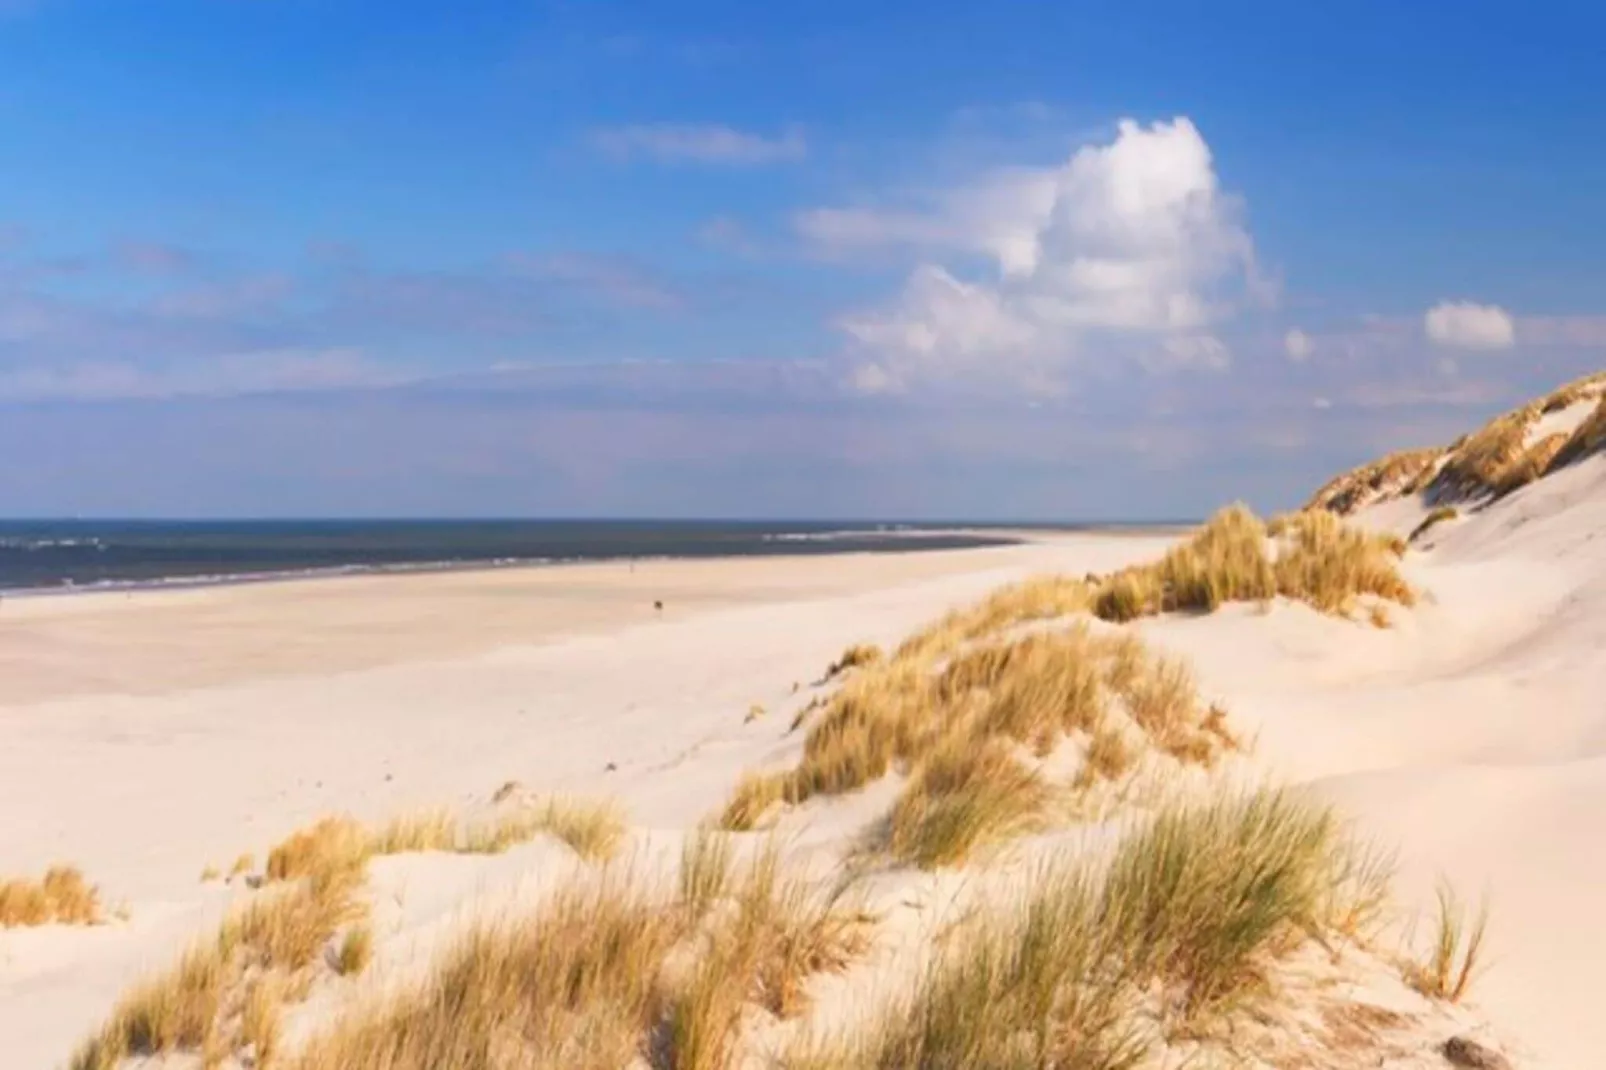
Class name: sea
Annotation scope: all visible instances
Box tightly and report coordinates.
[0,519,1059,595]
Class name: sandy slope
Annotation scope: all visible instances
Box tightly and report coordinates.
[0,536,1167,1067]
[1138,454,1606,1068]
[4,457,1604,1068]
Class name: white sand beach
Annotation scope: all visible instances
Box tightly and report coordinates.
[4,435,1606,1067]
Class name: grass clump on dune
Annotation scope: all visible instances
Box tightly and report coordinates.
[823,641,884,680]
[809,788,1388,1068]
[461,796,627,859]
[1099,790,1345,1017]
[1409,505,1459,543]
[1428,408,1537,499]
[721,622,1239,852]
[75,794,625,1068]
[1494,431,1569,497]
[883,737,1050,868]
[665,843,874,1070]
[1090,504,1412,622]
[263,796,625,879]
[894,574,1092,664]
[1095,504,1276,622]
[816,866,1144,1070]
[0,865,102,928]
[1406,882,1489,1004]
[1271,508,1414,614]
[1304,448,1443,515]
[289,872,680,1070]
[1546,391,1606,473]
[73,862,368,1069]
[289,840,872,1070]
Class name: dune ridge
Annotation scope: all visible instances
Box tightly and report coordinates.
[7,373,1606,1066]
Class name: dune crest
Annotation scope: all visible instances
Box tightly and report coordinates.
[1306,370,1606,518]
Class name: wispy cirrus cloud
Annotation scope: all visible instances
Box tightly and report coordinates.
[696,216,765,258]
[0,348,407,402]
[112,240,198,276]
[504,252,683,310]
[0,237,695,399]
[590,122,806,165]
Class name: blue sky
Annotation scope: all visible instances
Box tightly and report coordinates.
[2,0,1603,518]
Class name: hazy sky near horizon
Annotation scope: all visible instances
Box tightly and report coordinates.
[2,0,1604,519]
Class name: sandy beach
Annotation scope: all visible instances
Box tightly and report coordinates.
[0,535,1162,1065]
[4,450,1605,1068]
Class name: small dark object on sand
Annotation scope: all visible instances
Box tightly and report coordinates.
[653,600,664,612]
[1441,1036,1512,1070]
[605,762,617,772]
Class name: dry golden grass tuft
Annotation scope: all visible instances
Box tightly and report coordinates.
[75,794,623,1068]
[1301,371,1606,517]
[266,816,371,883]
[286,840,871,1070]
[679,828,736,919]
[1304,447,1443,515]
[803,864,1144,1070]
[1430,407,1538,499]
[895,573,1093,663]
[720,770,792,832]
[369,808,458,855]
[883,737,1049,868]
[1100,789,1347,1018]
[228,852,255,880]
[462,796,627,860]
[1409,505,1459,543]
[1406,882,1489,1004]
[1547,391,1606,473]
[0,866,103,928]
[73,862,367,1069]
[1080,722,1138,785]
[823,641,884,680]
[1088,504,1412,623]
[288,872,680,1070]
[334,923,374,977]
[262,795,624,879]
[807,788,1384,1068]
[1495,431,1569,497]
[721,617,1239,851]
[1271,508,1414,615]
[665,842,874,1069]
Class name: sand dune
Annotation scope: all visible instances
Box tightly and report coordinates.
[5,389,1606,1066]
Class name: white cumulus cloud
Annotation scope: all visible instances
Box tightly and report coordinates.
[824,118,1266,393]
[1424,300,1515,350]
[1284,328,1313,362]
[591,123,806,165]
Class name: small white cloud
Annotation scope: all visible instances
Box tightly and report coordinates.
[1283,327,1313,362]
[1424,300,1515,350]
[591,123,806,165]
[1312,396,1332,410]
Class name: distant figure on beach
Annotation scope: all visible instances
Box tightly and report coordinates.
[654,600,663,613]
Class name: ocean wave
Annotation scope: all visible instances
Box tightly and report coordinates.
[760,526,925,543]
[0,537,107,551]
[0,556,560,598]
